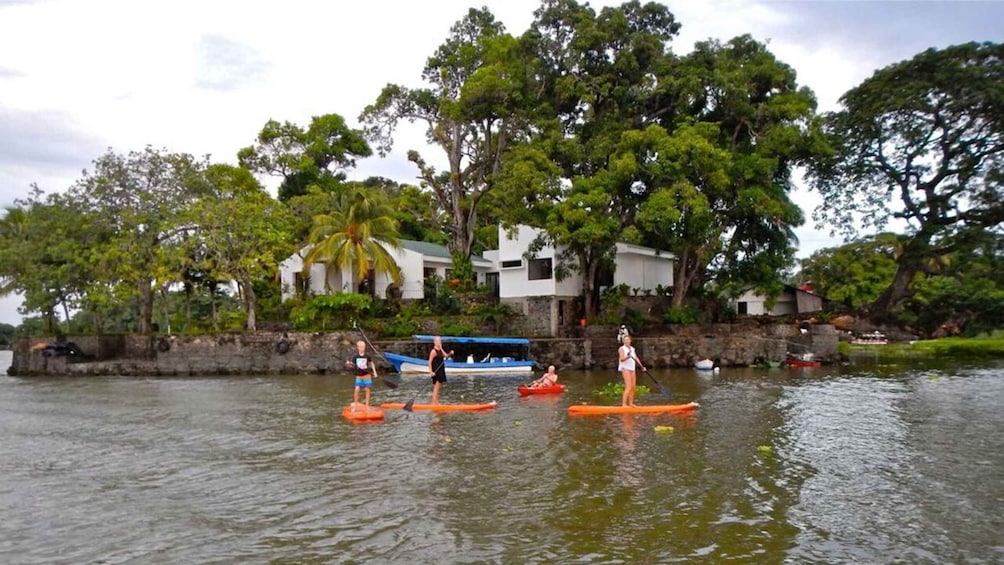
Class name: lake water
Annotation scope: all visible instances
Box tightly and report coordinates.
[1,358,1001,563]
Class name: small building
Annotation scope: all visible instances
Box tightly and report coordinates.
[733,284,826,316]
[278,240,494,301]
[483,225,675,336]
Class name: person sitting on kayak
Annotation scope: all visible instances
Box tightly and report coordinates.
[529,365,559,388]
[347,340,377,409]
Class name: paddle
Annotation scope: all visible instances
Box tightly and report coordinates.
[640,366,672,398]
[351,322,400,390]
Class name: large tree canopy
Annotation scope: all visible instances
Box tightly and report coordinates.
[359,7,526,264]
[808,41,1004,316]
[238,114,371,201]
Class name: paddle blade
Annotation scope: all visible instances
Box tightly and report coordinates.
[644,369,672,398]
[381,375,401,389]
[402,398,416,412]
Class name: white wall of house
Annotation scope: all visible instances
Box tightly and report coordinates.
[493,226,673,299]
[496,225,581,298]
[280,242,492,302]
[612,243,674,291]
[734,289,798,316]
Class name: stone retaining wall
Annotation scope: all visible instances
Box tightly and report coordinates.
[8,323,837,376]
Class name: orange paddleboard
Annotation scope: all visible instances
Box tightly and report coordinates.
[342,404,385,421]
[380,401,497,412]
[567,402,699,415]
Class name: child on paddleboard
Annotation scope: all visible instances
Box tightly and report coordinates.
[347,340,377,409]
[529,365,559,388]
[618,335,646,407]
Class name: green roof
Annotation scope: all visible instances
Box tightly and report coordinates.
[399,240,492,266]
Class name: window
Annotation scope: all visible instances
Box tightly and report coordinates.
[424,267,437,280]
[737,302,748,315]
[294,272,309,295]
[501,259,522,269]
[528,258,552,280]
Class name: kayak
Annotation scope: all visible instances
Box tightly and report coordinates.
[518,384,566,396]
[380,401,498,412]
[567,402,700,415]
[342,404,385,421]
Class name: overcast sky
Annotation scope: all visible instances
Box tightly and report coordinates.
[1,0,1002,326]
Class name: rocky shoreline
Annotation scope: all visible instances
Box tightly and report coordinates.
[7,323,838,376]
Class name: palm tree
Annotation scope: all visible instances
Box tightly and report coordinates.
[303,186,403,293]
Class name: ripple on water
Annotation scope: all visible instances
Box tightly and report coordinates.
[0,366,1001,563]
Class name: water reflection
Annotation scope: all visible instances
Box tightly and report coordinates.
[0,362,1001,563]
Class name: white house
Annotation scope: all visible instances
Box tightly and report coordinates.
[279,240,494,301]
[733,284,826,316]
[483,225,675,334]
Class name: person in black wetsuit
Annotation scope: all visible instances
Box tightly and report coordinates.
[427,336,453,404]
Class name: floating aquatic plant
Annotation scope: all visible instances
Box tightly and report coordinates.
[654,425,674,434]
[594,382,651,398]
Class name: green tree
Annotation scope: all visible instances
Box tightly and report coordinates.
[65,147,212,334]
[359,7,525,263]
[304,186,403,294]
[192,164,295,331]
[238,114,371,201]
[650,35,823,304]
[797,233,901,309]
[498,0,681,318]
[808,42,1004,317]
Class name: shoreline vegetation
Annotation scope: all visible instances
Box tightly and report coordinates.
[840,331,1004,361]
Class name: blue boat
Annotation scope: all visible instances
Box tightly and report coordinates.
[385,335,536,375]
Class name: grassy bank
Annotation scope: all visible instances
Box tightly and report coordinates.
[840,331,1004,360]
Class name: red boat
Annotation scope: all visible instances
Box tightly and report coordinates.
[518,384,567,396]
[786,356,821,368]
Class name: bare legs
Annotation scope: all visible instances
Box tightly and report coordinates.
[431,381,442,405]
[621,370,637,406]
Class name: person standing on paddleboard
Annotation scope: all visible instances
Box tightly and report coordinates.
[348,340,377,409]
[618,335,645,407]
[428,336,453,405]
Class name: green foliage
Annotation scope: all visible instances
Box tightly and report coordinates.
[359,7,519,259]
[290,293,372,331]
[622,308,645,331]
[594,382,652,398]
[422,274,461,315]
[808,42,1004,314]
[437,319,476,337]
[464,301,514,333]
[798,234,900,309]
[664,306,698,325]
[450,253,476,291]
[303,185,403,289]
[238,113,371,201]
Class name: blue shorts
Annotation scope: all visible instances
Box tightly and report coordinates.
[355,377,373,388]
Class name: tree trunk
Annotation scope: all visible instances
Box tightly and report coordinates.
[137,278,154,334]
[870,260,922,317]
[582,257,599,320]
[241,273,257,332]
[670,248,694,308]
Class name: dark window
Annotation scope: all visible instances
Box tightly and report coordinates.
[424,267,437,280]
[596,267,614,287]
[294,272,309,294]
[528,258,552,281]
[501,259,522,269]
[737,302,748,315]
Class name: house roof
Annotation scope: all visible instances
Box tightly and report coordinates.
[400,240,493,267]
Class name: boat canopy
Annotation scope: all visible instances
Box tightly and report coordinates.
[413,335,530,345]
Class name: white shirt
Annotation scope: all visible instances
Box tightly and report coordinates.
[618,345,637,371]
